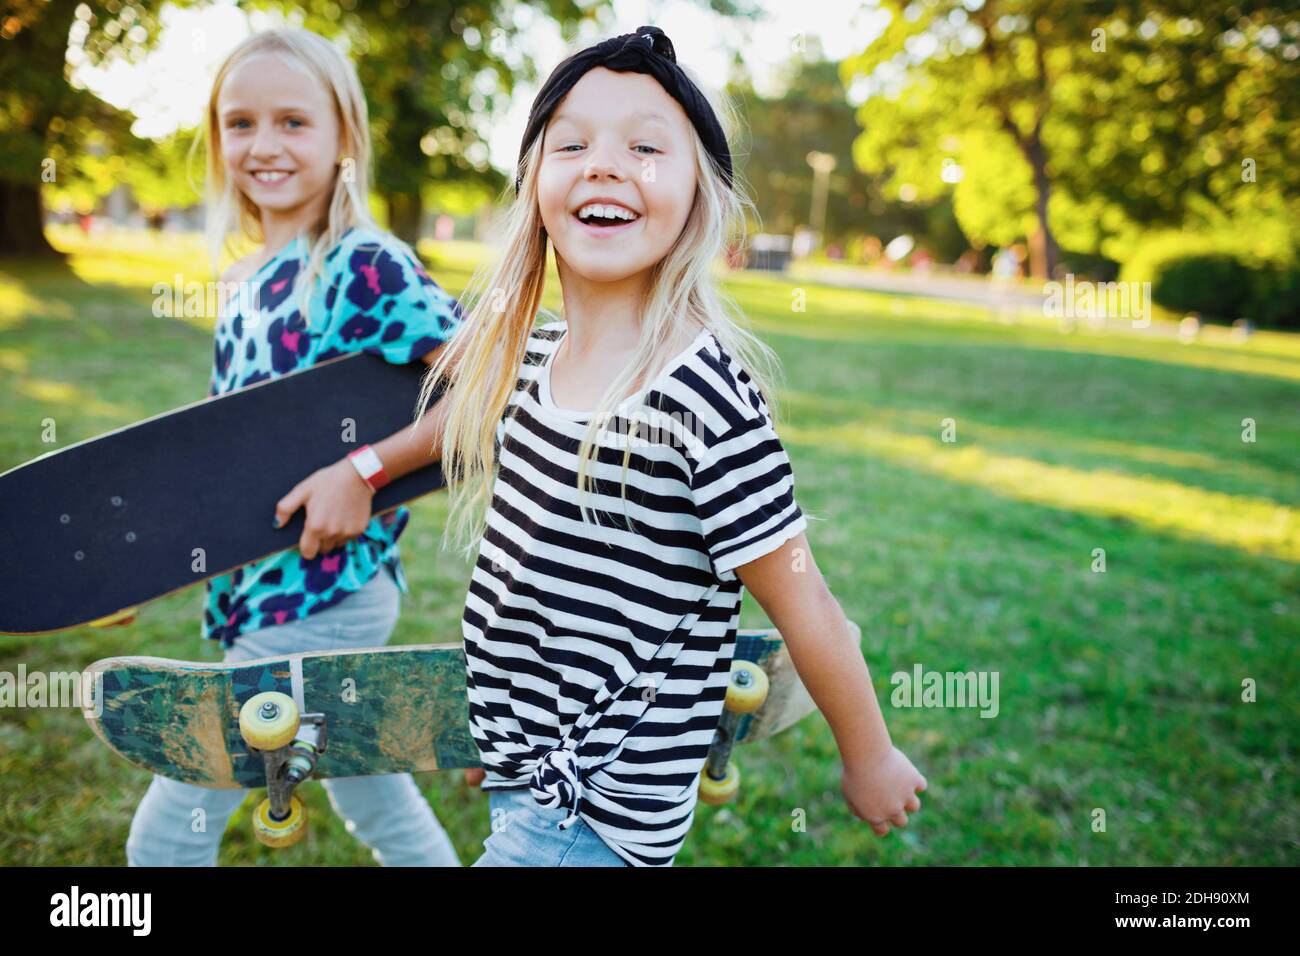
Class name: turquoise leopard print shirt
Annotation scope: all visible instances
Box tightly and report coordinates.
[203,225,463,647]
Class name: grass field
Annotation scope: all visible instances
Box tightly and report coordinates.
[1,226,1296,866]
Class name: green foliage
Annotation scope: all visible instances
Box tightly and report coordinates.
[0,1,188,253]
[730,53,873,241]
[732,50,971,256]
[0,0,177,184]
[276,0,606,237]
[120,129,204,215]
[420,177,497,218]
[40,121,200,216]
[842,1,1300,265]
[950,128,1037,248]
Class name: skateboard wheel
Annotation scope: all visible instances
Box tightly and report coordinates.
[239,692,300,751]
[252,795,307,848]
[87,606,138,628]
[724,660,769,714]
[698,761,740,805]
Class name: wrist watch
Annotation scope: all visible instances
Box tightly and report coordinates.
[347,444,390,492]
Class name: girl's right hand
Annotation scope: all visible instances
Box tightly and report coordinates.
[840,746,927,837]
[274,459,375,559]
[463,767,485,788]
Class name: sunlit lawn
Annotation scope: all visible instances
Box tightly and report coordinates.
[1,226,1296,866]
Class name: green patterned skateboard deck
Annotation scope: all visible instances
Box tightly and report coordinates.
[84,629,815,788]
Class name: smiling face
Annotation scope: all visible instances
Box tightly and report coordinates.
[217,52,342,229]
[536,67,700,287]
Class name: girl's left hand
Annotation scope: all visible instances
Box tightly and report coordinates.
[840,746,927,837]
[274,459,376,559]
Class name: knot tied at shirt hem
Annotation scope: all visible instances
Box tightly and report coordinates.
[528,745,582,830]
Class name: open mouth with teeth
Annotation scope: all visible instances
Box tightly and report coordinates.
[251,171,294,183]
[574,203,641,228]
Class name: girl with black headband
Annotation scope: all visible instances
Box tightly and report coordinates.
[418,25,926,867]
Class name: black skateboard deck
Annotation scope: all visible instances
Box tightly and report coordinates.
[0,353,446,635]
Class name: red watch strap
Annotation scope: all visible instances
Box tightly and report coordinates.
[348,445,390,491]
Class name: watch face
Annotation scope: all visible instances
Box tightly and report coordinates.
[350,447,382,480]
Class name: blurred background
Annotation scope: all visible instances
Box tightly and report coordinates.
[0,0,1296,867]
[5,0,1300,322]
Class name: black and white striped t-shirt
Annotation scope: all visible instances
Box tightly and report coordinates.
[462,319,806,866]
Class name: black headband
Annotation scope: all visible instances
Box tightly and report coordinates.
[514,24,733,196]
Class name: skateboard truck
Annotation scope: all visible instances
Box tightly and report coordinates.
[698,659,770,805]
[238,691,327,848]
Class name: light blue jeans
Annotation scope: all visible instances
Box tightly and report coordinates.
[473,787,629,867]
[125,568,461,867]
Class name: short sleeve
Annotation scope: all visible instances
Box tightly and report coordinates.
[690,415,806,580]
[323,237,465,365]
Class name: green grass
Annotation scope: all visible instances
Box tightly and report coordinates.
[1,227,1296,866]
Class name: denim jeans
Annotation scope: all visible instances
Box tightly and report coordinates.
[472,787,629,867]
[125,568,461,866]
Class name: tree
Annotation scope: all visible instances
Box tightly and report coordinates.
[1048,1,1300,266]
[282,0,598,244]
[730,46,967,259]
[0,0,179,257]
[841,0,1300,278]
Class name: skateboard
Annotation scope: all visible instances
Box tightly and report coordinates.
[83,627,822,846]
[0,353,447,635]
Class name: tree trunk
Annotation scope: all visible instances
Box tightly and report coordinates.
[1023,133,1058,280]
[0,0,79,260]
[386,193,423,247]
[1024,31,1058,280]
[0,181,61,259]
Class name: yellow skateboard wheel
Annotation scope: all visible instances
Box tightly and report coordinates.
[239,692,300,751]
[87,606,138,628]
[252,795,307,848]
[699,761,740,805]
[724,660,769,714]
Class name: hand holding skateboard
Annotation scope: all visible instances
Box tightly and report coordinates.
[274,457,377,560]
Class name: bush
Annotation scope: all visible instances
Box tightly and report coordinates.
[1152,254,1256,322]
[1249,264,1300,330]
[1055,250,1120,282]
[1121,231,1300,329]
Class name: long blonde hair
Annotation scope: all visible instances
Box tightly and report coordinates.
[418,61,783,561]
[195,28,376,326]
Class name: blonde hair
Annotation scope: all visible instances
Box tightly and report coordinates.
[417,56,784,561]
[195,28,376,327]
